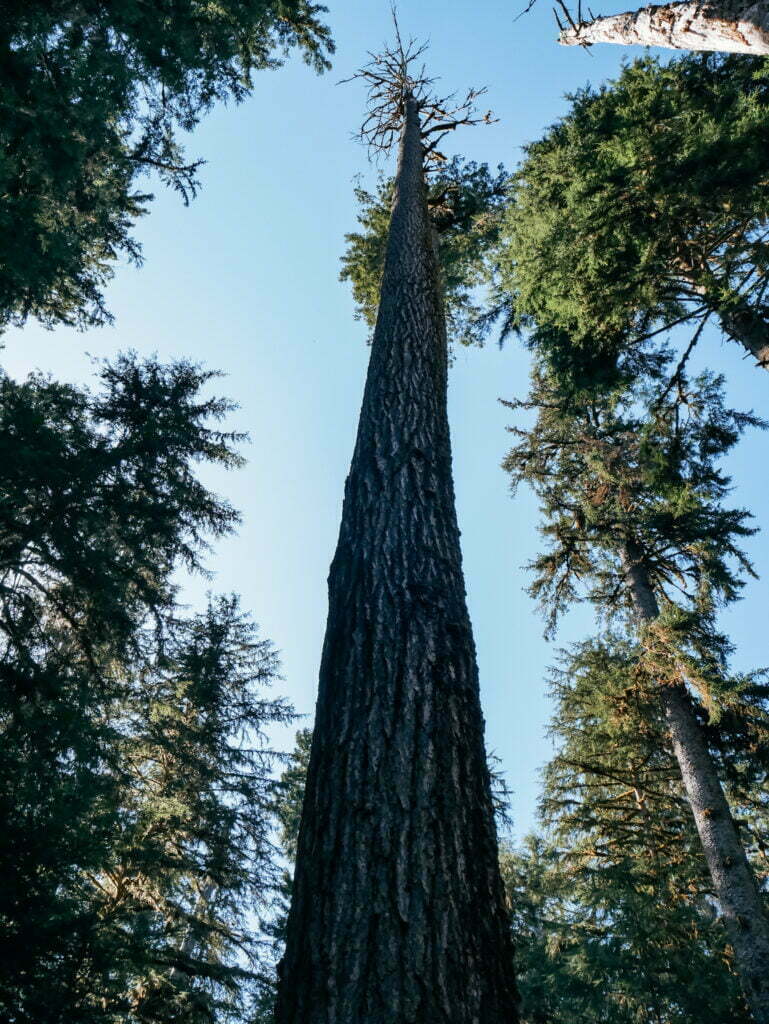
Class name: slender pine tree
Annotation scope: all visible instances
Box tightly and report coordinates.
[503,354,769,1021]
[275,31,519,1024]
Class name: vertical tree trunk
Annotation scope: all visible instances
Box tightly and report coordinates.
[274,93,518,1024]
[559,0,769,54]
[622,540,769,1023]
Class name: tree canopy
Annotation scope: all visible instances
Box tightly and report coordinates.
[499,54,769,383]
[0,355,290,1022]
[0,1,333,331]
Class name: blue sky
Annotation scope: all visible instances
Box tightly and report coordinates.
[4,0,767,838]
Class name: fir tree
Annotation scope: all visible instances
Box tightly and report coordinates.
[0,356,287,1021]
[503,351,769,1020]
[498,55,769,385]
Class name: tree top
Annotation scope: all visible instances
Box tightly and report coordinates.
[343,10,497,162]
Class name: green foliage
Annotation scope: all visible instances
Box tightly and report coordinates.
[502,633,769,1023]
[500,54,769,381]
[248,729,313,1024]
[0,1,333,330]
[274,728,313,862]
[0,356,289,1021]
[340,157,510,346]
[503,645,761,1023]
[0,353,242,647]
[503,354,763,716]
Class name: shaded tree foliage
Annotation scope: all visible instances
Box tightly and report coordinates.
[500,55,769,385]
[0,356,288,1022]
[503,634,765,1023]
[0,1,333,330]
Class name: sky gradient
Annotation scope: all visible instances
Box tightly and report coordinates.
[4,0,767,838]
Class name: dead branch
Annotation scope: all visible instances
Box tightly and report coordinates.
[342,9,498,165]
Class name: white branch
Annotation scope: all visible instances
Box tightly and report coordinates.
[559,0,769,54]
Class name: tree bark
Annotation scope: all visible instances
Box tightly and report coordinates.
[717,299,769,368]
[622,539,769,1024]
[559,0,769,54]
[685,274,769,370]
[274,93,519,1024]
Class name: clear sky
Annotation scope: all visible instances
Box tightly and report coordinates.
[4,0,767,839]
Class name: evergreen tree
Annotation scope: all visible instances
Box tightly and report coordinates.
[503,352,769,1020]
[0,1,333,330]
[0,356,287,1021]
[498,55,769,386]
[274,728,314,865]
[340,157,510,347]
[503,633,768,1023]
[275,33,518,1023]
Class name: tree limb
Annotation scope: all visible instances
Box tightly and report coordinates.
[559,0,769,54]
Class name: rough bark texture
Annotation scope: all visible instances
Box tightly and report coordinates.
[622,540,769,1024]
[560,0,769,54]
[274,94,519,1024]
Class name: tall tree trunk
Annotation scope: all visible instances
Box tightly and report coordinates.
[622,539,769,1023]
[559,0,769,54]
[274,93,518,1024]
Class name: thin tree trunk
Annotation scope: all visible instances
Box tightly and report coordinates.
[622,539,769,1023]
[717,299,769,368]
[559,0,769,54]
[171,881,216,972]
[679,266,769,370]
[274,92,518,1024]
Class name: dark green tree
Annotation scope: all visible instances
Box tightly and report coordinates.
[0,1,333,330]
[503,354,769,1020]
[274,728,314,865]
[39,598,291,1024]
[498,55,769,385]
[0,356,287,1021]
